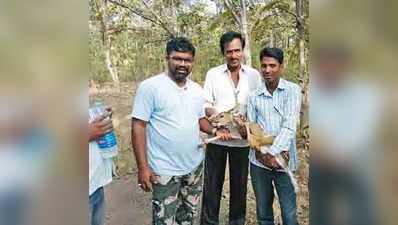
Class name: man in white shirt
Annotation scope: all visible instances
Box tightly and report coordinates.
[200,31,261,225]
[89,109,114,225]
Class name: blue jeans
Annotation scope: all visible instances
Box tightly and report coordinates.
[89,187,105,225]
[250,163,298,225]
[0,191,28,225]
[311,163,377,225]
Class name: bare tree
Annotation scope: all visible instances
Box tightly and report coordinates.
[295,0,306,93]
[95,0,121,90]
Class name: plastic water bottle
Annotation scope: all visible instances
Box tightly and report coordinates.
[89,102,118,158]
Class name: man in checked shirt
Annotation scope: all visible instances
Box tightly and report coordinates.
[247,47,301,225]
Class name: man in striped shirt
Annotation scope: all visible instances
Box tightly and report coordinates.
[247,47,301,225]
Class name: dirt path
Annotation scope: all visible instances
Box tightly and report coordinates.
[104,175,151,225]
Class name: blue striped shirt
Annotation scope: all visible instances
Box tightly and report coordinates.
[247,78,302,171]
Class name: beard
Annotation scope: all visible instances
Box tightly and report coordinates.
[228,59,240,67]
[170,66,190,81]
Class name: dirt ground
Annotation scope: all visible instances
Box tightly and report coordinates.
[90,82,309,225]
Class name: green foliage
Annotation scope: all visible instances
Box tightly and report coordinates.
[89,23,108,82]
[89,0,308,85]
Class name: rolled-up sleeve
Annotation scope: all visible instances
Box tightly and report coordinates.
[197,88,206,119]
[203,71,215,109]
[131,82,154,122]
[269,86,302,155]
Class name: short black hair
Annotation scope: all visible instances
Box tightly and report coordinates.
[219,31,245,54]
[259,47,284,64]
[166,37,195,57]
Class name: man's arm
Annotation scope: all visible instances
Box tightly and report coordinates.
[130,81,157,192]
[247,95,275,167]
[131,118,156,192]
[199,117,232,140]
[248,93,290,169]
[89,109,113,141]
[269,86,302,156]
[203,71,218,117]
[131,118,149,170]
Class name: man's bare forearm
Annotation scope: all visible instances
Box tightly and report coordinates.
[199,117,215,135]
[131,118,149,170]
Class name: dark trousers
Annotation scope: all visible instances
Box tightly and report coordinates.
[200,144,249,225]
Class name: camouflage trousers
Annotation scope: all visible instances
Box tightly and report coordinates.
[152,163,203,225]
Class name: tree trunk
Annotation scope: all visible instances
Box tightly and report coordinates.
[269,32,275,47]
[104,45,120,88]
[284,34,289,67]
[99,0,120,90]
[215,0,223,14]
[240,0,252,66]
[295,0,306,90]
[298,39,305,92]
[171,0,179,36]
[295,0,309,149]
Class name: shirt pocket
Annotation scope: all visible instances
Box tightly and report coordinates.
[273,94,287,118]
[273,103,284,117]
[271,101,284,127]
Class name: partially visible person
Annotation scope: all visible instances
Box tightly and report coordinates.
[0,98,50,225]
[89,107,114,225]
[247,47,301,225]
[131,37,231,225]
[311,44,380,225]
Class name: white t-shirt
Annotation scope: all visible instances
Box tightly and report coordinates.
[132,73,206,176]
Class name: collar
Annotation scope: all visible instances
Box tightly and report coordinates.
[257,78,287,96]
[222,63,247,74]
[164,72,191,90]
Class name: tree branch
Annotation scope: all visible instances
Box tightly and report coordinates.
[141,0,176,37]
[107,26,146,35]
[222,0,241,26]
[108,0,175,37]
[275,4,300,24]
[144,37,170,45]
